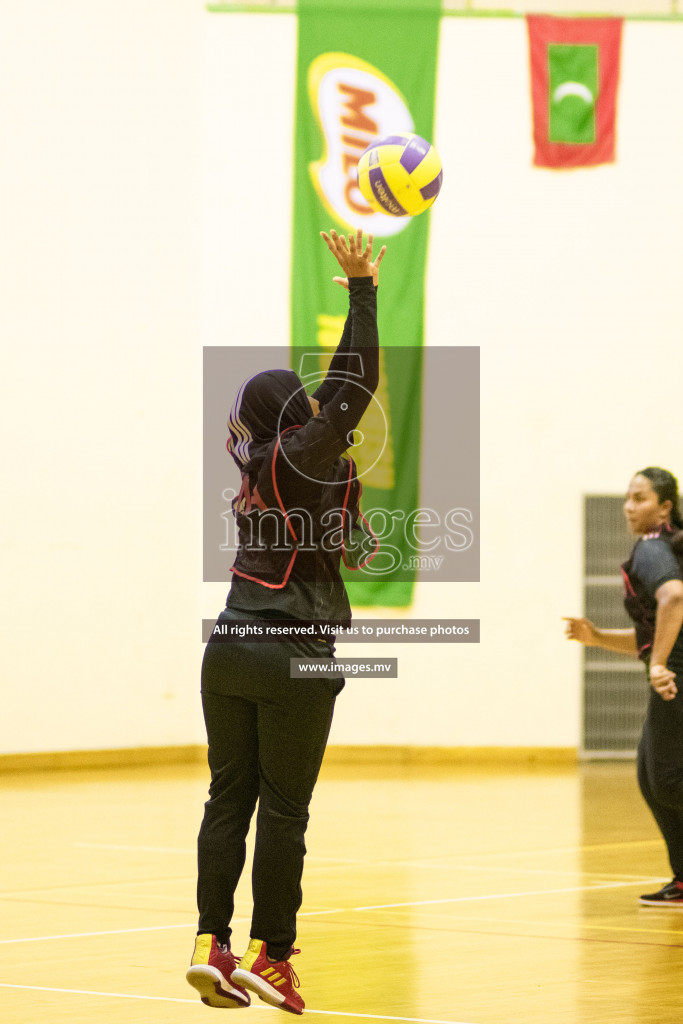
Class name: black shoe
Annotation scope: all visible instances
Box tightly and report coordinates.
[639,880,683,907]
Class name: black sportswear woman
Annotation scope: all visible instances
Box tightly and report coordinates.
[186,229,385,1014]
[565,467,683,907]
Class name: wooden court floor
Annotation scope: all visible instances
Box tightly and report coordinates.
[1,758,682,1024]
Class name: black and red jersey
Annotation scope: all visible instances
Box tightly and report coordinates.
[621,522,683,664]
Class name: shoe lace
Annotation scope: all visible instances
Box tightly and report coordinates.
[275,948,301,989]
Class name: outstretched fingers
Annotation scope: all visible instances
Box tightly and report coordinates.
[333,229,349,254]
[320,231,336,255]
[321,229,348,256]
[322,227,383,281]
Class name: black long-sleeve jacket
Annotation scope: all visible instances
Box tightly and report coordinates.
[227,277,379,625]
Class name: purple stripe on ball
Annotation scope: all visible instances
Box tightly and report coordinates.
[399,135,430,174]
[362,134,411,158]
[368,166,408,216]
[420,169,443,201]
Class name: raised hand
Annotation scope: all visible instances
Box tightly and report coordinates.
[324,232,387,290]
[320,228,383,282]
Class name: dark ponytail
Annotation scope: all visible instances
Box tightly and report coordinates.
[637,467,683,563]
[637,467,683,529]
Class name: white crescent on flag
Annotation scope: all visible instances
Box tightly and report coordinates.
[552,81,595,105]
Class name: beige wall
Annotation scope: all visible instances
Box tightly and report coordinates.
[3,3,682,753]
[1,1,204,752]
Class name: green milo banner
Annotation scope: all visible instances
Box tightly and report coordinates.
[293,0,442,607]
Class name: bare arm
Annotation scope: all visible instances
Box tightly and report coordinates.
[563,617,638,655]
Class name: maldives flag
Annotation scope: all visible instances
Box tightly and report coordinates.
[527,15,623,169]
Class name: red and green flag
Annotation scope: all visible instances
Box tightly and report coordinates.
[527,15,623,169]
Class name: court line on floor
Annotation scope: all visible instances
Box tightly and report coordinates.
[74,842,196,854]
[74,840,663,857]
[301,878,667,915]
[382,906,683,941]
[343,912,683,951]
[72,842,661,882]
[72,843,395,861]
[0,984,475,1024]
[0,923,197,944]
[1,877,666,945]
[0,874,194,897]
[307,862,656,882]
[467,839,664,857]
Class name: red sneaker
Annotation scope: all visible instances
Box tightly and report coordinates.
[231,938,304,1015]
[186,934,251,1008]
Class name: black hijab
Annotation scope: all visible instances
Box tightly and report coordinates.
[227,369,312,474]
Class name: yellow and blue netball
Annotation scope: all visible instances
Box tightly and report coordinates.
[357,133,443,218]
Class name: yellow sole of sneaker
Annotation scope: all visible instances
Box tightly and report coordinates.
[186,965,250,1008]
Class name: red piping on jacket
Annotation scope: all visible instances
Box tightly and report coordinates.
[620,566,636,597]
[229,425,302,589]
[230,425,379,584]
[341,468,380,571]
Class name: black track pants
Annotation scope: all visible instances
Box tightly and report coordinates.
[196,618,341,959]
[637,683,683,879]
